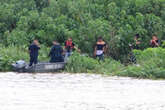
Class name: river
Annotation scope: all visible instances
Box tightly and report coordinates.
[0,72,165,110]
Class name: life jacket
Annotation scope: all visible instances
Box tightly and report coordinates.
[95,41,106,55]
[96,41,106,50]
[65,40,74,49]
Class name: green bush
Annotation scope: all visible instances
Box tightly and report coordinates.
[133,48,165,68]
[66,48,165,79]
[162,40,165,48]
[0,45,49,71]
[65,52,99,73]
[0,46,29,71]
[0,0,165,79]
[117,48,165,79]
[65,52,124,74]
[0,0,165,59]
[117,64,165,79]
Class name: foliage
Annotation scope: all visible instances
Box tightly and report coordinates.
[162,40,165,48]
[117,48,165,79]
[133,48,165,68]
[0,46,29,71]
[65,52,124,74]
[0,0,165,58]
[0,0,165,79]
[0,45,49,71]
[66,48,165,79]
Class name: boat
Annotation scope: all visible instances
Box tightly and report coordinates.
[12,60,66,73]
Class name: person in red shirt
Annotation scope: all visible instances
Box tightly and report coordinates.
[150,35,160,48]
[64,37,75,61]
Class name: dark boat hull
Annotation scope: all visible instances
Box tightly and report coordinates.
[13,62,66,73]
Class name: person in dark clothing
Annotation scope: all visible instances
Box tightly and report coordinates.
[49,41,64,63]
[94,37,107,61]
[150,35,160,48]
[29,40,40,66]
[133,34,141,49]
[128,34,141,64]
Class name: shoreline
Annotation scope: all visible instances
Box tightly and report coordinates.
[0,72,165,80]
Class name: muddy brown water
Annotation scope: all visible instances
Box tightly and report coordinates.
[0,72,165,110]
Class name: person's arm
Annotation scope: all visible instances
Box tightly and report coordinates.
[64,41,67,48]
[74,46,81,53]
[103,44,108,53]
[71,43,81,52]
[153,40,159,46]
[72,43,75,48]
[36,43,40,49]
[136,40,141,45]
[38,46,40,49]
[60,46,64,54]
[150,40,153,45]
[94,45,97,57]
[157,40,161,46]
[49,47,54,57]
[28,46,31,53]
[155,42,159,46]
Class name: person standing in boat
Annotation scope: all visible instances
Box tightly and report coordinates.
[64,37,75,61]
[49,40,64,63]
[94,37,107,61]
[29,40,40,66]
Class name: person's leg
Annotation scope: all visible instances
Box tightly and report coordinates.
[34,56,38,65]
[60,56,64,62]
[29,56,34,66]
[50,57,53,63]
[68,52,72,57]
[65,52,70,62]
[96,54,104,61]
[129,52,136,64]
[100,54,104,61]
[54,56,64,63]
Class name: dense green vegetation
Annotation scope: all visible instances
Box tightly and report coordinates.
[66,48,165,79]
[0,0,165,78]
[1,0,165,56]
[0,45,49,71]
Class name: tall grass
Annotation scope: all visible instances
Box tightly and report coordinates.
[66,48,165,79]
[65,52,124,74]
[117,48,165,79]
[0,45,49,71]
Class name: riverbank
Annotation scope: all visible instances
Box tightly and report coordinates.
[0,47,165,79]
[66,48,165,79]
[0,72,165,110]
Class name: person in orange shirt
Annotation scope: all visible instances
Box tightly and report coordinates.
[150,35,160,48]
[64,37,75,61]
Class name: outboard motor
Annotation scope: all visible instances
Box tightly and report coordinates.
[12,60,27,72]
